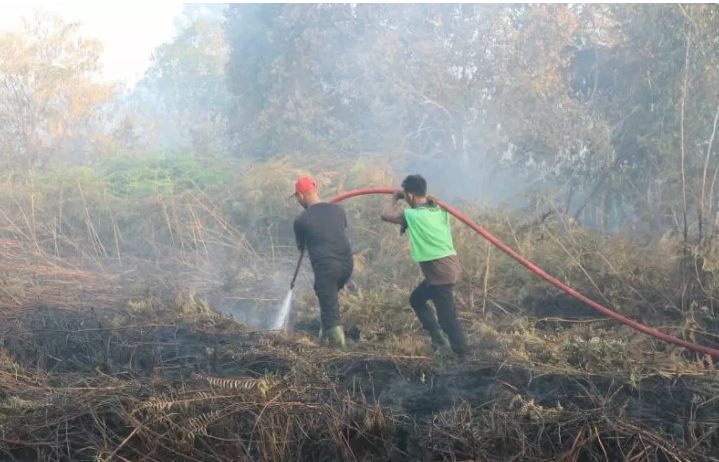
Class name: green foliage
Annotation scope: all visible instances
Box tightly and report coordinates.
[100,152,233,198]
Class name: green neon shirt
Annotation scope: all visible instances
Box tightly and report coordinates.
[403,204,457,262]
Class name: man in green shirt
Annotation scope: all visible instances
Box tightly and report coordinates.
[381,174,468,355]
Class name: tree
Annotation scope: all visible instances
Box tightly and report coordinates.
[225,4,370,157]
[0,12,113,169]
[131,5,234,155]
[221,3,719,236]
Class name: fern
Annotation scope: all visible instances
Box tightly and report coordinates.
[192,373,272,396]
[185,409,222,439]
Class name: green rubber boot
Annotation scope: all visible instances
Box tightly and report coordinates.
[324,325,346,349]
[429,329,450,350]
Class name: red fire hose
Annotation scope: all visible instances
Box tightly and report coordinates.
[329,187,719,359]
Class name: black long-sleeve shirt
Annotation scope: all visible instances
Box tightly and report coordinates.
[293,203,352,266]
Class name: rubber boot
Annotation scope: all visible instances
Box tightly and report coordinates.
[429,329,450,350]
[324,325,346,349]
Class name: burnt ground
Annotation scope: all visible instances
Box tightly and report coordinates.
[0,307,717,461]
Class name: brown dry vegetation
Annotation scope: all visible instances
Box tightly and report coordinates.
[0,156,718,461]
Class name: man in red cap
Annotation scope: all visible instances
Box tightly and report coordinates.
[292,176,353,348]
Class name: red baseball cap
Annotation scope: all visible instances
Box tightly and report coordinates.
[292,176,318,196]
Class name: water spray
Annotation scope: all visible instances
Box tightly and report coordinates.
[272,249,305,331]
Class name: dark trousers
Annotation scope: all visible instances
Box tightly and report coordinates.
[313,259,353,330]
[410,281,468,354]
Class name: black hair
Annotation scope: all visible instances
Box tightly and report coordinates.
[401,174,427,196]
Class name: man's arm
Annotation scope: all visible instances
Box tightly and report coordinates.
[380,191,405,225]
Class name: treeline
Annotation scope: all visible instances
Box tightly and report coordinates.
[224,4,719,237]
[2,4,719,239]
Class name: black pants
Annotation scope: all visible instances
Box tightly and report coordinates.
[410,281,468,354]
[313,259,353,331]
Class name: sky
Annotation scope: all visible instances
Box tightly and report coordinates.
[0,0,186,87]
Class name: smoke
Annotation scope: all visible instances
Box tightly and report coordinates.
[200,248,304,330]
[400,145,546,210]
